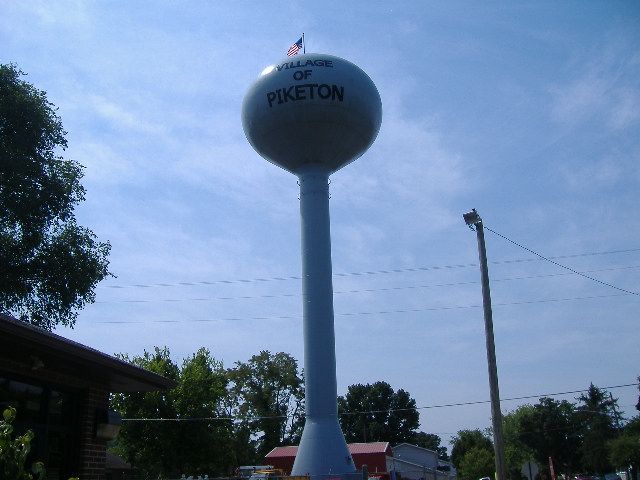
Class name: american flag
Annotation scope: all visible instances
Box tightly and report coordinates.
[287,37,303,56]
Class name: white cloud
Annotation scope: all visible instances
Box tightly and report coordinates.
[69,141,136,184]
[4,0,91,28]
[608,87,640,130]
[550,45,640,131]
[559,156,623,191]
[334,92,472,236]
[551,74,608,124]
[86,94,165,135]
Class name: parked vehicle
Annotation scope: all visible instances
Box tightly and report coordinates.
[250,470,286,480]
[248,470,308,480]
[574,474,599,480]
[237,466,275,478]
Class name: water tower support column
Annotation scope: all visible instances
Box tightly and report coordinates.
[291,164,355,477]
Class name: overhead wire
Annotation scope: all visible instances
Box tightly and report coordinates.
[94,292,634,324]
[484,227,639,296]
[97,248,640,290]
[341,384,640,415]
[93,264,640,305]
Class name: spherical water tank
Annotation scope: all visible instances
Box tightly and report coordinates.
[242,53,382,174]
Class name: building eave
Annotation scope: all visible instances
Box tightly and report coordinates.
[0,314,175,392]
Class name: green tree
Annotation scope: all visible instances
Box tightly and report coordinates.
[450,429,493,469]
[110,347,180,477]
[0,63,110,330]
[112,347,240,477]
[517,398,581,477]
[609,416,640,480]
[576,384,622,473]
[503,405,535,480]
[112,347,248,477]
[458,446,495,480]
[338,381,420,445]
[228,351,304,457]
[172,348,233,475]
[412,432,449,460]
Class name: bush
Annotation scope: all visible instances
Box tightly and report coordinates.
[0,406,46,480]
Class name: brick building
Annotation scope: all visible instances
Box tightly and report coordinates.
[0,313,175,480]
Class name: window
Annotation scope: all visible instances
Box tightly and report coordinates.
[0,376,78,480]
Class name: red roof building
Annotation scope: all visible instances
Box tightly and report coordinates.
[266,445,300,472]
[265,442,392,475]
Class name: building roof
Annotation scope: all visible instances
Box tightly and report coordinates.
[393,443,438,455]
[349,442,391,454]
[0,314,175,392]
[266,445,299,458]
[390,457,438,471]
[266,442,391,459]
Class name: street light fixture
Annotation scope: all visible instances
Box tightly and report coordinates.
[463,208,481,227]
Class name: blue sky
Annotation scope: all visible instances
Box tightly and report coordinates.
[2,1,639,449]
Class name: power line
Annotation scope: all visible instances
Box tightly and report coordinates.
[95,292,635,324]
[343,384,640,415]
[93,265,640,305]
[485,227,640,296]
[98,248,640,290]
[120,382,639,422]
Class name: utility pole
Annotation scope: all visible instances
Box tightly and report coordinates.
[463,209,507,480]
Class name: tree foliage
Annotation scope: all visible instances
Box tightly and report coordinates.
[228,351,305,457]
[112,348,306,476]
[111,347,233,477]
[338,381,419,445]
[516,397,581,474]
[609,416,640,480]
[500,385,628,478]
[110,347,180,476]
[173,348,232,474]
[458,446,495,480]
[576,383,622,473]
[450,429,493,469]
[0,63,110,330]
[0,407,45,480]
[503,405,535,480]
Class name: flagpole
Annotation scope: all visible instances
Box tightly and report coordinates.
[303,32,305,53]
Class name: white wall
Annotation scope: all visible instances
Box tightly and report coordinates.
[392,445,438,470]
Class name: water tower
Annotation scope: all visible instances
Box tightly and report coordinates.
[242,53,382,477]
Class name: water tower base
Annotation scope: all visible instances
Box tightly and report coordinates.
[291,415,357,478]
